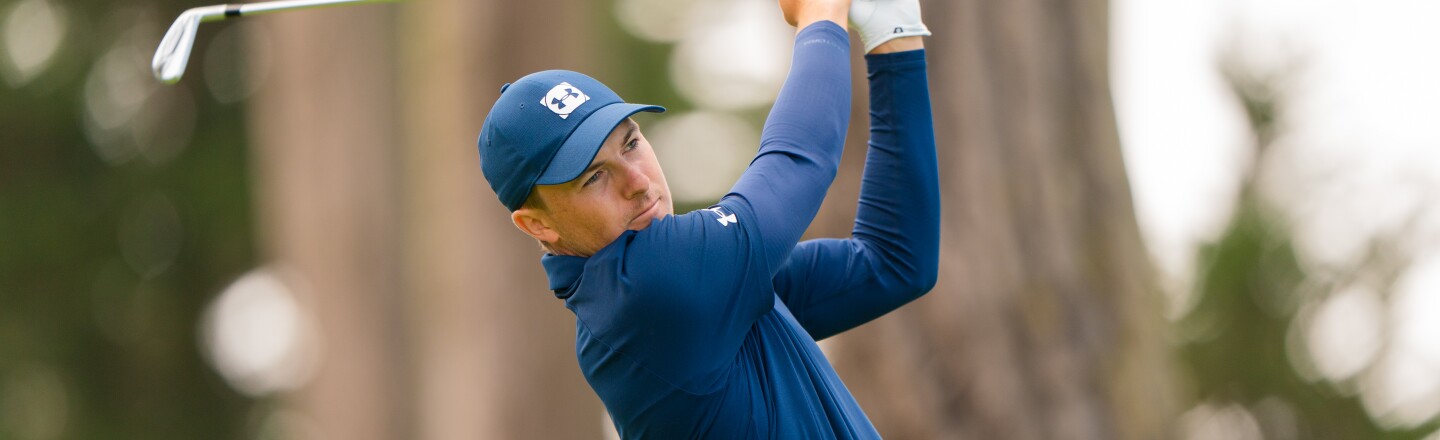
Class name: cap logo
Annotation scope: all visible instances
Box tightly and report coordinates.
[542,82,590,119]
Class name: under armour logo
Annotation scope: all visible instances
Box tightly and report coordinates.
[542,82,590,119]
[893,26,903,34]
[706,206,737,227]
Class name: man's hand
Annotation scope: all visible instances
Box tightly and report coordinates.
[779,0,850,30]
[850,0,931,53]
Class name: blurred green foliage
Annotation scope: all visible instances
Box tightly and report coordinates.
[0,1,256,438]
[1176,62,1440,440]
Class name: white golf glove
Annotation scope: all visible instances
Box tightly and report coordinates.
[850,0,932,53]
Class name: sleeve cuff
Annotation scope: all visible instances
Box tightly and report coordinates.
[865,49,927,73]
[796,20,852,52]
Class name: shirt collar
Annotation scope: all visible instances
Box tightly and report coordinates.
[540,253,587,298]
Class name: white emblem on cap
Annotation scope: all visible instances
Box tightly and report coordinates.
[542,82,590,119]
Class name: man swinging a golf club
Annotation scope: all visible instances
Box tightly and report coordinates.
[477,0,938,437]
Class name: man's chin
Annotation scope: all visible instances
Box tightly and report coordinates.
[628,216,657,231]
[628,200,665,230]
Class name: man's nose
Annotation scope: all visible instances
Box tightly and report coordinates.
[620,161,650,200]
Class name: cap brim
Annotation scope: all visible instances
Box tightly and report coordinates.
[536,102,665,185]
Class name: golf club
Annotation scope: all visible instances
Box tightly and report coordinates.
[152,0,394,84]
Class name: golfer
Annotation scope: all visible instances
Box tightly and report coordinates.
[476,0,937,437]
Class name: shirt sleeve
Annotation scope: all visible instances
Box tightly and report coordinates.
[727,20,852,273]
[771,49,940,341]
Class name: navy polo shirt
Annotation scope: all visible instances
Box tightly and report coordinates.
[541,22,939,439]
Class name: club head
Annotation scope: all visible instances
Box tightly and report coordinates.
[152,6,226,84]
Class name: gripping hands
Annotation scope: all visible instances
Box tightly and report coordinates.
[779,0,851,30]
[850,0,931,53]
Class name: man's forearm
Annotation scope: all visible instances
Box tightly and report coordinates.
[852,48,940,292]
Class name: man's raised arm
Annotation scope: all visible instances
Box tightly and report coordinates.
[772,0,941,340]
[725,0,854,272]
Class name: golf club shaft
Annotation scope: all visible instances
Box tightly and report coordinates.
[214,0,393,21]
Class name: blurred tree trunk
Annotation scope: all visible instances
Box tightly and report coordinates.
[250,1,605,439]
[395,0,605,439]
[816,0,1175,438]
[247,7,408,440]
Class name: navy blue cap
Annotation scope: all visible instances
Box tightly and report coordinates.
[478,70,665,211]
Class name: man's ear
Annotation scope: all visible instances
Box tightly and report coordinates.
[512,208,560,244]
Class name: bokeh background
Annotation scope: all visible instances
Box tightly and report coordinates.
[2,0,1438,438]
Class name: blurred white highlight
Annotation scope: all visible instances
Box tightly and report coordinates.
[1112,0,1248,308]
[1395,257,1440,367]
[84,26,195,166]
[1362,351,1440,427]
[0,0,66,87]
[1305,286,1384,382]
[648,111,754,203]
[202,267,320,397]
[670,0,791,111]
[614,0,697,43]
[1179,402,1264,440]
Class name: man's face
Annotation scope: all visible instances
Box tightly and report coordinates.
[512,119,673,257]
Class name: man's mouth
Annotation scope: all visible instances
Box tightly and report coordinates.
[631,199,660,229]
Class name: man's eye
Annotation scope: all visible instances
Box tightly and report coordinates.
[583,170,603,187]
[624,139,638,152]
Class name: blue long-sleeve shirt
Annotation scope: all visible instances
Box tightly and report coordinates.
[540,21,939,439]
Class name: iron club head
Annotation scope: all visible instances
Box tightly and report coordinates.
[153,0,395,84]
[151,5,227,84]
